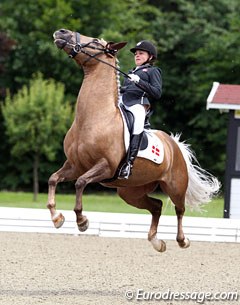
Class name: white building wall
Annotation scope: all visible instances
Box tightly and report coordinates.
[230,178,240,219]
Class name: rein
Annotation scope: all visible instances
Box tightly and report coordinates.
[65,32,130,79]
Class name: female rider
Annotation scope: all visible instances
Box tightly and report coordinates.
[119,40,162,179]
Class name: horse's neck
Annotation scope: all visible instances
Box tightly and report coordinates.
[76,60,119,120]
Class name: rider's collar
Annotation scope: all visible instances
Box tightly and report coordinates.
[132,63,152,72]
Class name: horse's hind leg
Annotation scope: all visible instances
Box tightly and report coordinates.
[162,182,190,249]
[117,183,166,253]
[175,205,190,248]
[47,160,78,228]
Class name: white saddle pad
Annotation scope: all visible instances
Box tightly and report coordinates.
[119,104,164,164]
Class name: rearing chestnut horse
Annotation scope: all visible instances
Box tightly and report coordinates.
[48,29,220,252]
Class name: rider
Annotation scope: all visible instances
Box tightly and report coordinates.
[119,40,162,179]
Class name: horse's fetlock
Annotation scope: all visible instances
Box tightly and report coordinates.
[74,207,82,214]
[47,202,55,209]
[148,232,157,241]
[176,236,184,244]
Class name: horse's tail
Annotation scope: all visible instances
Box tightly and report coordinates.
[171,134,221,210]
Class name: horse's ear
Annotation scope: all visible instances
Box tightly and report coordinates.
[106,41,127,53]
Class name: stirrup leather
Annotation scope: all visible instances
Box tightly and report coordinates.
[118,133,143,180]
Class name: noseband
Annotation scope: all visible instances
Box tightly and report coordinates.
[64,32,115,60]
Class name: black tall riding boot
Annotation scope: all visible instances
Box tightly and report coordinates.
[118,132,143,179]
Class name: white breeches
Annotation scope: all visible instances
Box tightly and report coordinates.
[125,104,146,135]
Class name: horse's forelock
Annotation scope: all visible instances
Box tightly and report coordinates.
[100,38,107,45]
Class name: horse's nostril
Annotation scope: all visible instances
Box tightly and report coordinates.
[59,29,66,33]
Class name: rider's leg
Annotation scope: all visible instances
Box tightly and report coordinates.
[119,104,145,179]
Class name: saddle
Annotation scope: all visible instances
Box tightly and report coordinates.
[101,103,164,182]
[119,103,150,151]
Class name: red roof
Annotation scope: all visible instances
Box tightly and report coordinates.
[207,82,240,110]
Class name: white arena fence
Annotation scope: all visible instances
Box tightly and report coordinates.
[0,207,240,243]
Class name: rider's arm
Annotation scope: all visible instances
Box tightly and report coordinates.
[137,68,162,100]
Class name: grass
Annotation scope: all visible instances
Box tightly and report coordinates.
[0,191,224,218]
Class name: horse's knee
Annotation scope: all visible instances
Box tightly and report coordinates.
[48,172,66,186]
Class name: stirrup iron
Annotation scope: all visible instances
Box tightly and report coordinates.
[118,162,132,179]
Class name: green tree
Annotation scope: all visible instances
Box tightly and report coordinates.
[149,0,240,181]
[0,0,158,94]
[0,0,159,192]
[0,0,81,96]
[1,0,240,191]
[1,73,73,200]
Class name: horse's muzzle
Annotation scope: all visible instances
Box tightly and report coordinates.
[53,31,68,49]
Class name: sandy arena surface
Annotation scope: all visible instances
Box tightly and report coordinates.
[0,232,239,305]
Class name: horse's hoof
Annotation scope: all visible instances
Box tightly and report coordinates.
[52,212,65,229]
[77,217,89,232]
[178,238,190,249]
[150,237,166,253]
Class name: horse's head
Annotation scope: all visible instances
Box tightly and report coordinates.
[53,29,127,63]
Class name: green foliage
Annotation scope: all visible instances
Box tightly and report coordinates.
[2,72,72,160]
[103,2,161,74]
[1,73,73,195]
[150,0,240,182]
[0,0,81,96]
[0,0,240,193]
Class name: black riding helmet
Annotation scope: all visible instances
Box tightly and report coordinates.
[130,40,157,60]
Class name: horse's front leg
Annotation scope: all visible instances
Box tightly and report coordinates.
[74,158,112,232]
[47,160,78,228]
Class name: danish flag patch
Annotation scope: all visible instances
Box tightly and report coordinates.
[137,131,164,164]
[152,145,160,156]
[119,101,164,164]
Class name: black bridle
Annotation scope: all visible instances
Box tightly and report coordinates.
[68,32,110,59]
[63,32,130,79]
